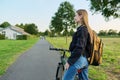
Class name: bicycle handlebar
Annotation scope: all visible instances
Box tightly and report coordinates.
[49,47,69,52]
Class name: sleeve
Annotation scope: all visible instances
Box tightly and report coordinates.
[67,27,88,65]
[69,34,76,52]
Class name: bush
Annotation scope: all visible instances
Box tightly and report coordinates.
[0,34,5,40]
[16,35,28,40]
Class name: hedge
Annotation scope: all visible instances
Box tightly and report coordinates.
[16,35,28,40]
[0,34,5,40]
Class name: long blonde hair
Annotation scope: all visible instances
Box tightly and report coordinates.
[76,9,93,43]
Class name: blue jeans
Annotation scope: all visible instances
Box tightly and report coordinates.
[62,55,89,80]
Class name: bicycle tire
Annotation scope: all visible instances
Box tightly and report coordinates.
[56,63,64,80]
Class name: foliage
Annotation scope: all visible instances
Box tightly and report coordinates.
[89,0,120,20]
[98,29,120,36]
[98,30,107,36]
[38,30,52,37]
[0,34,5,40]
[24,23,38,35]
[118,31,120,36]
[15,23,24,29]
[44,29,50,36]
[0,22,11,28]
[69,29,74,36]
[16,35,28,40]
[107,29,117,35]
[16,23,39,35]
[38,32,45,36]
[50,1,76,36]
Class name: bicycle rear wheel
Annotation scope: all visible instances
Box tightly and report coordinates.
[56,63,64,80]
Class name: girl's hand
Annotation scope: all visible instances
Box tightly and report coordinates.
[64,62,70,70]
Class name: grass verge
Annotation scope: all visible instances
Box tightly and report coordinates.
[46,37,120,80]
[0,38,39,75]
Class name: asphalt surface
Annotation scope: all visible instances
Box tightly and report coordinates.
[0,39,60,80]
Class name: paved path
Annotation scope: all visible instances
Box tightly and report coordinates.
[0,39,60,80]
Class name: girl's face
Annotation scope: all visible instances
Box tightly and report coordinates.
[74,13,83,23]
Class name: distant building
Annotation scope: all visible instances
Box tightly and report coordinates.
[0,26,30,39]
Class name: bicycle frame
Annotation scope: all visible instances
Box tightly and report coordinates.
[49,47,79,80]
[50,47,69,63]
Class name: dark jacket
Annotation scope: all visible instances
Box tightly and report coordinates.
[67,25,90,66]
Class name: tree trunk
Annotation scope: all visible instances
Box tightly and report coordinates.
[66,34,67,44]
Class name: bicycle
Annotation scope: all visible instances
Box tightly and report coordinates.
[49,47,81,80]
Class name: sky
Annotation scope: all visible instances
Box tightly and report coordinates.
[0,0,120,32]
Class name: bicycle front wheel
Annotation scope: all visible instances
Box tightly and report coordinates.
[56,63,64,80]
[74,74,79,80]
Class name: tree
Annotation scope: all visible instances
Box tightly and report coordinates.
[0,21,11,28]
[89,0,120,19]
[16,23,39,35]
[98,30,107,36]
[49,28,56,37]
[15,23,24,29]
[118,31,120,36]
[50,1,76,43]
[108,29,117,36]
[38,31,44,36]
[50,14,63,35]
[24,23,38,35]
[44,29,50,36]
[69,29,74,36]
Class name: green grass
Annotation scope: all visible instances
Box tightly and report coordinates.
[47,37,71,56]
[0,38,39,75]
[47,37,120,80]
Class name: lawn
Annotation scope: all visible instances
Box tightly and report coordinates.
[0,38,39,75]
[47,37,120,80]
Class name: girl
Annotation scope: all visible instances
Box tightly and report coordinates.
[63,9,93,80]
